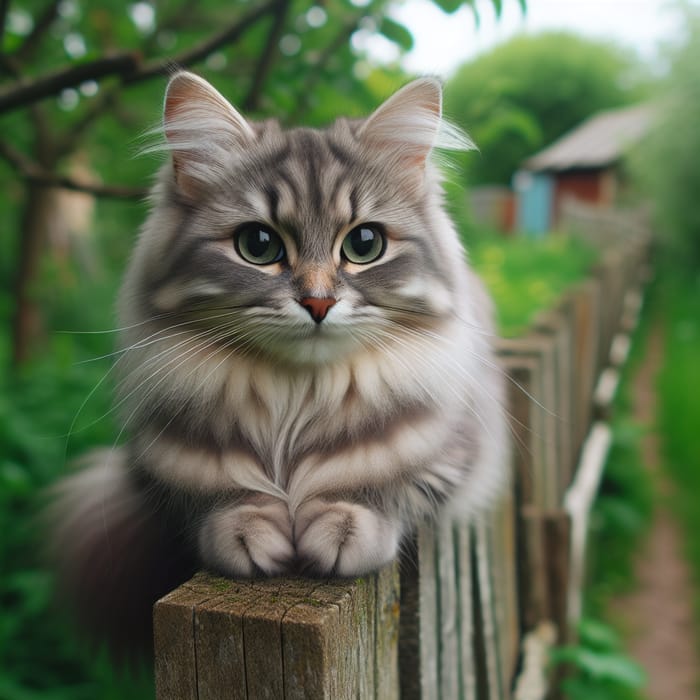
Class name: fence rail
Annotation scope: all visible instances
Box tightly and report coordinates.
[154,233,651,699]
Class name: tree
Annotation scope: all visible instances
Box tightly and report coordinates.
[444,31,646,184]
[631,3,700,267]
[0,0,521,366]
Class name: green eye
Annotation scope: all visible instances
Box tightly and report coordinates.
[341,225,386,264]
[235,223,285,265]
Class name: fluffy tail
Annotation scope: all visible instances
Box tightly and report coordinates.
[46,449,196,658]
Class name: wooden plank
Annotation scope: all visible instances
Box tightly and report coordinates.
[621,288,643,333]
[609,333,631,367]
[543,510,572,644]
[518,508,550,633]
[532,306,575,498]
[591,255,617,377]
[398,534,422,700]
[512,621,557,700]
[473,521,504,700]
[501,358,539,507]
[564,422,613,625]
[593,367,620,421]
[569,279,601,457]
[499,334,559,509]
[437,515,459,700]
[417,523,439,699]
[455,522,477,700]
[375,564,400,700]
[492,490,521,687]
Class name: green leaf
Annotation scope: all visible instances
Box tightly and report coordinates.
[550,647,646,687]
[577,618,620,652]
[378,17,414,52]
[432,0,464,14]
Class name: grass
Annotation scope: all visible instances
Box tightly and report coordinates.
[657,268,700,634]
[467,231,598,336]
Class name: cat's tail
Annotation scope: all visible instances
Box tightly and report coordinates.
[45,448,196,659]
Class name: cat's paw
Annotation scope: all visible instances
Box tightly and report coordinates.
[294,499,400,576]
[199,498,294,577]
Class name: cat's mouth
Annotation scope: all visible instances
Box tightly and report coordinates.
[252,321,363,365]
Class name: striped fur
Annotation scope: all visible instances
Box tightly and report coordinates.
[50,73,507,647]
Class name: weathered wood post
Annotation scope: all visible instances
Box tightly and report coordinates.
[154,567,400,699]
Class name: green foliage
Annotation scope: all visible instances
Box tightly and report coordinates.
[586,420,653,609]
[631,4,700,266]
[467,232,597,336]
[444,32,647,184]
[0,260,153,699]
[552,618,646,700]
[657,268,700,629]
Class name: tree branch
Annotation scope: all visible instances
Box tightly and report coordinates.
[242,0,291,112]
[0,0,282,114]
[0,140,147,199]
[0,52,142,113]
[14,0,61,62]
[0,0,10,49]
[123,0,282,84]
[289,14,366,122]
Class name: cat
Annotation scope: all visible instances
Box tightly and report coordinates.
[48,72,508,650]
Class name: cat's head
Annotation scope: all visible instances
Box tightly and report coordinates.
[127,72,472,365]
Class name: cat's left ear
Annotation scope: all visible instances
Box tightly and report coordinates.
[358,78,443,167]
[163,72,254,197]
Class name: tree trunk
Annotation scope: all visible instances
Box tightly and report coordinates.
[11,182,56,365]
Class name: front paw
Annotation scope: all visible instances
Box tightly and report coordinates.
[199,498,294,577]
[294,499,400,577]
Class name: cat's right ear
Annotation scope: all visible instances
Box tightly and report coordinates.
[163,72,254,197]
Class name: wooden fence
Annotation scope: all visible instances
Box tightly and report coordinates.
[153,234,651,699]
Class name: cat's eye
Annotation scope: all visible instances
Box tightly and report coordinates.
[341,225,386,265]
[234,223,285,265]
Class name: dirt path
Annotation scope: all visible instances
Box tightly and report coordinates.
[612,325,698,699]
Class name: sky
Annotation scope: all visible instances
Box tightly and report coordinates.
[365,0,688,77]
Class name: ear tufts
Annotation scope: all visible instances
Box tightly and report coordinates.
[163,72,255,145]
[161,72,254,195]
[359,78,473,165]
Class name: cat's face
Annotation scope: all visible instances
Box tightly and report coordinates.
[140,73,468,365]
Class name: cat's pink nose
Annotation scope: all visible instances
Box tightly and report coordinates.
[299,297,336,323]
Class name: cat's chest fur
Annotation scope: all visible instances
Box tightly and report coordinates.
[127,324,466,501]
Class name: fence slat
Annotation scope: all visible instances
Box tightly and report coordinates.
[437,516,460,700]
[456,522,477,700]
[473,521,504,700]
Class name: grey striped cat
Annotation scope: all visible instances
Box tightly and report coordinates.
[50,72,507,647]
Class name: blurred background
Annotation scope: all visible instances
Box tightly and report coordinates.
[1,0,699,698]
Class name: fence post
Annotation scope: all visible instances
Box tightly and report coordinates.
[154,569,400,700]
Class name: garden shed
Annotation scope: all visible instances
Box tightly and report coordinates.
[514,103,654,235]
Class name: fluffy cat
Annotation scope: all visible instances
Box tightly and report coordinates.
[49,72,507,649]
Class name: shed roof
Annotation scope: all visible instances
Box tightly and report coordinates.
[523,103,654,172]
